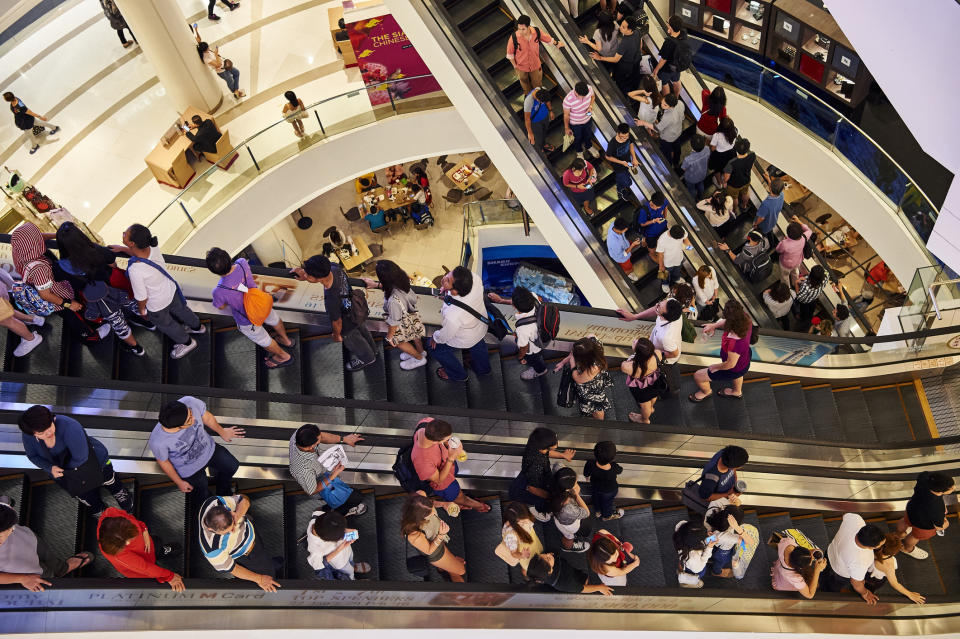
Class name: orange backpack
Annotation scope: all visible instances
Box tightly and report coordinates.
[218,260,274,326]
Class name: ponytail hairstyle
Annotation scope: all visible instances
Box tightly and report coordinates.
[127,224,158,249]
[526,554,552,583]
[717,116,737,145]
[197,41,209,60]
[400,493,435,537]
[548,466,578,515]
[786,545,818,587]
[673,517,708,568]
[587,535,620,575]
[571,336,606,373]
[503,501,534,545]
[629,336,655,379]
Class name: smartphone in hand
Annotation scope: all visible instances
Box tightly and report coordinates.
[343,530,359,542]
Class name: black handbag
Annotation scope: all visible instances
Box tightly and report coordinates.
[59,442,105,497]
[556,364,575,408]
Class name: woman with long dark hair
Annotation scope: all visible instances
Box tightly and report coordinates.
[763,280,795,330]
[689,300,753,401]
[621,336,662,424]
[865,533,926,603]
[771,536,826,598]
[195,25,244,99]
[588,529,639,586]
[696,191,733,234]
[553,336,612,419]
[55,222,148,355]
[497,501,543,575]
[509,427,575,522]
[674,517,715,588]
[363,260,425,369]
[792,265,831,330]
[549,467,590,552]
[282,90,306,138]
[708,116,738,179]
[401,491,465,582]
[578,12,620,72]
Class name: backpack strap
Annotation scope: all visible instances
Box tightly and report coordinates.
[444,294,489,325]
[129,254,187,304]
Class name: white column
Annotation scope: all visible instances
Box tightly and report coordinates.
[114,0,222,113]
[250,217,304,267]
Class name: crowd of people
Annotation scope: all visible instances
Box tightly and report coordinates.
[2,407,951,606]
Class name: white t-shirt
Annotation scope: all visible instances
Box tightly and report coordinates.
[693,268,718,306]
[650,315,682,364]
[867,556,895,580]
[827,513,874,580]
[705,497,740,550]
[656,231,687,268]
[514,308,541,355]
[710,132,735,153]
[202,49,223,72]
[128,247,177,312]
[307,511,354,576]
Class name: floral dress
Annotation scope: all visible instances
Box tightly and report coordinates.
[574,369,613,415]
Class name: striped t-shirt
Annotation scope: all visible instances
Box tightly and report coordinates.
[198,495,255,572]
[562,87,593,125]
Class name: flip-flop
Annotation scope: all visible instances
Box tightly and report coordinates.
[278,336,296,349]
[717,388,743,399]
[688,392,712,403]
[474,503,492,513]
[265,354,295,369]
[542,143,556,152]
[435,367,465,382]
[58,551,93,576]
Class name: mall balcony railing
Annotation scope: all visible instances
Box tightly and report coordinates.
[146,74,449,252]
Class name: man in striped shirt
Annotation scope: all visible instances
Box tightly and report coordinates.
[562,81,595,160]
[198,494,281,591]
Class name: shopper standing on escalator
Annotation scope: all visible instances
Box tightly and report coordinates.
[896,471,955,561]
[505,15,564,96]
[617,298,683,396]
[822,512,885,605]
[652,15,691,97]
[590,15,641,97]
[563,81,595,160]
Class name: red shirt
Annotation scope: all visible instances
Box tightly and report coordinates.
[97,508,175,583]
[410,429,455,491]
[697,88,727,136]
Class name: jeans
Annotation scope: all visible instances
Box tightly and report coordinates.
[209,0,237,14]
[430,337,491,382]
[665,264,684,285]
[530,118,548,151]
[710,546,734,575]
[613,170,632,198]
[524,351,546,374]
[218,67,240,93]
[684,177,705,200]
[343,322,376,364]
[593,489,617,518]
[182,443,239,500]
[147,294,200,346]
[659,137,681,167]
[569,121,593,154]
[314,559,354,581]
[116,28,136,44]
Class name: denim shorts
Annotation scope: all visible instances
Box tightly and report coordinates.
[658,68,680,84]
[432,478,461,501]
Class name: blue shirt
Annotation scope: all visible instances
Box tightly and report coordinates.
[680,147,710,184]
[634,203,668,239]
[365,209,387,230]
[148,395,215,477]
[606,227,631,262]
[22,415,108,476]
[523,90,550,124]
[755,193,785,234]
[697,450,736,499]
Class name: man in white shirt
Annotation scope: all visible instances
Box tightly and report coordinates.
[617,298,683,400]
[656,225,691,293]
[823,513,885,604]
[122,224,204,360]
[430,267,491,382]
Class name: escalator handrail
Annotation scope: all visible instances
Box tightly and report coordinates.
[4,369,960,451]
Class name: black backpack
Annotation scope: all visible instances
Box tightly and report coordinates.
[393,425,430,493]
[674,36,693,72]
[511,26,541,54]
[515,301,561,348]
[744,250,772,283]
[445,295,512,341]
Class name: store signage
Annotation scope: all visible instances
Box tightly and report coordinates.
[782,20,792,32]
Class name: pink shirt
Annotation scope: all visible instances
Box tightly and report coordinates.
[562,87,593,125]
[562,162,596,192]
[771,538,807,591]
[410,429,455,491]
[506,29,554,72]
[775,224,812,270]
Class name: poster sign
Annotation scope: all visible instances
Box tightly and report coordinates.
[345,13,442,107]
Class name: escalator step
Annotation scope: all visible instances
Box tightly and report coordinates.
[863,386,915,442]
[259,329,303,395]
[501,356,545,415]
[426,352,468,409]
[461,8,512,51]
[741,379,784,436]
[771,382,815,438]
[118,327,165,385]
[802,386,844,441]
[27,480,80,570]
[874,519,944,596]
[428,506,468,583]
[384,345,429,407]
[679,375,719,430]
[167,319,213,387]
[375,492,423,582]
[540,511,593,576]
[539,359,581,418]
[81,477,137,578]
[619,505,667,587]
[754,511,794,586]
[898,382,930,439]
[301,336,346,398]
[241,485,286,576]
[444,0,500,29]
[466,349,507,412]
[712,385,752,433]
[460,496,510,584]
[652,506,689,586]
[832,388,878,443]
[138,482,188,576]
[790,513,830,552]
[284,491,319,580]
[477,42,511,75]
[727,510,768,592]
[11,313,64,376]
[928,513,960,595]
[213,327,258,392]
[607,369,637,423]
[0,473,28,523]
[344,339,387,402]
[66,332,116,380]
[350,489,380,581]
[650,392,686,428]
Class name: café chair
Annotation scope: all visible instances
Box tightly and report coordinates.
[474,153,491,170]
[371,224,391,238]
[203,135,240,170]
[340,205,361,223]
[435,155,448,167]
[441,161,456,174]
[443,188,463,205]
[369,243,384,259]
[472,187,493,201]
[441,175,457,189]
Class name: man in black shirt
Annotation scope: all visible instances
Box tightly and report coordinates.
[898,471,954,560]
[292,254,377,372]
[723,138,756,214]
[605,122,638,201]
[185,114,222,155]
[527,553,613,595]
[590,15,641,97]
[652,15,689,97]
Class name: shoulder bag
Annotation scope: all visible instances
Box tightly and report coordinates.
[556,364,575,408]
[59,441,106,497]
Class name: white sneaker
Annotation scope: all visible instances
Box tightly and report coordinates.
[400,350,426,362]
[97,324,112,339]
[520,367,548,380]
[901,545,929,560]
[530,507,552,523]
[13,333,42,357]
[661,283,671,293]
[30,315,45,327]
[187,324,206,335]
[345,503,368,517]
[628,272,639,281]
[170,338,198,360]
[576,152,584,160]
[679,578,704,588]
[400,356,427,370]
[567,540,590,553]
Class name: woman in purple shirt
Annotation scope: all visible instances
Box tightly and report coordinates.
[689,300,753,401]
[775,215,812,286]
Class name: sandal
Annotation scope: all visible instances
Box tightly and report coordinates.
[688,391,712,403]
[473,502,492,513]
[435,367,465,382]
[717,388,743,399]
[628,412,650,424]
[542,143,556,152]
[58,551,93,576]
[265,353,295,369]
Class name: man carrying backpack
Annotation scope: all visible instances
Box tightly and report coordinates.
[430,267,490,382]
[505,14,564,95]
[488,287,559,381]
[718,231,771,283]
[652,15,692,97]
